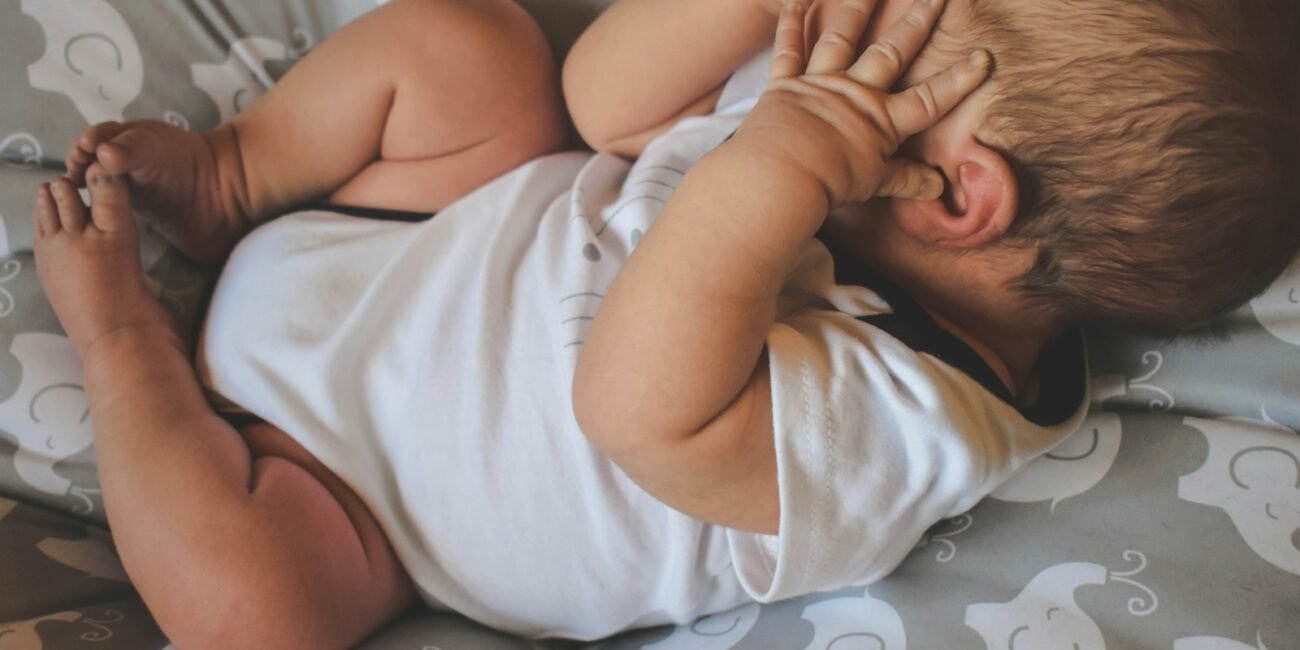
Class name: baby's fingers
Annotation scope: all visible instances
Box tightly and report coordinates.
[879,159,944,200]
[888,50,991,138]
[806,0,877,75]
[771,1,809,80]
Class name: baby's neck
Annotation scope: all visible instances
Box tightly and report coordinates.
[821,217,1060,404]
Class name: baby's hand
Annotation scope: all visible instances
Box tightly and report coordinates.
[732,0,990,208]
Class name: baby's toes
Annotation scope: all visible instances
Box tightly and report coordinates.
[86,166,135,234]
[49,178,89,233]
[33,183,60,238]
[94,124,162,178]
[67,121,127,185]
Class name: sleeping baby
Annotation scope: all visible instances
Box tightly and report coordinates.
[30,0,1299,646]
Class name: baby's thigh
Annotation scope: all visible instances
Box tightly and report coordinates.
[330,0,568,211]
[236,422,415,641]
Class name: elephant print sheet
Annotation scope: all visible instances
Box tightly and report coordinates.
[0,0,1296,648]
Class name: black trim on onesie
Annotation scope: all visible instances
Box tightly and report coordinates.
[815,233,1086,428]
[305,203,435,222]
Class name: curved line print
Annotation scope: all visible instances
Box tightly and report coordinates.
[1129,382,1175,412]
[1228,446,1300,489]
[78,609,123,641]
[291,27,313,57]
[634,165,686,177]
[928,514,973,561]
[69,487,97,515]
[0,259,20,317]
[931,537,956,562]
[29,383,87,424]
[931,513,974,538]
[1111,549,1147,577]
[596,194,667,235]
[163,110,190,130]
[0,259,19,282]
[828,632,886,650]
[628,179,676,191]
[689,612,740,636]
[1264,503,1279,521]
[1045,427,1100,461]
[1007,625,1029,649]
[0,133,43,168]
[1125,351,1175,412]
[1288,288,1298,305]
[1109,550,1158,616]
[1259,406,1285,429]
[65,33,123,75]
[1130,351,1164,384]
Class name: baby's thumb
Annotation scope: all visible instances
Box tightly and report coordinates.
[877,160,944,201]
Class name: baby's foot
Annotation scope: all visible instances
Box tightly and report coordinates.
[66,121,253,264]
[33,170,180,358]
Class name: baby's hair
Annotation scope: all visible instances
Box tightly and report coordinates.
[933,0,1300,333]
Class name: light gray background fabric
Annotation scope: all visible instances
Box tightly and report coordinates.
[1,1,1297,648]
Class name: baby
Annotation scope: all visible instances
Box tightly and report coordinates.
[31,0,1299,647]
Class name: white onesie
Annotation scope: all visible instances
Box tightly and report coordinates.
[199,50,1089,639]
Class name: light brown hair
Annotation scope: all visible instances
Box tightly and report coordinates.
[934,0,1300,332]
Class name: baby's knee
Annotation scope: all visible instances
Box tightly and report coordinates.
[385,0,557,76]
[386,0,564,129]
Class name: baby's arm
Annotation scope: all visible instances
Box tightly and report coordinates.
[573,0,989,534]
[562,0,783,157]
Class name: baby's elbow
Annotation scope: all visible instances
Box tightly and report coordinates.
[571,365,647,459]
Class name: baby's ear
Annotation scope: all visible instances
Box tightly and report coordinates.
[891,143,1019,249]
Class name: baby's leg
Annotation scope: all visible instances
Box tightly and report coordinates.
[33,173,414,649]
[236,0,567,213]
[67,0,565,263]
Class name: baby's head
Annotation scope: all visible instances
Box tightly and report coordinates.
[899,0,1300,333]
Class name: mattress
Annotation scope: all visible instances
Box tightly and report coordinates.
[0,1,1296,647]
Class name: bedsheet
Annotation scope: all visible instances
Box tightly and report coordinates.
[0,1,1297,648]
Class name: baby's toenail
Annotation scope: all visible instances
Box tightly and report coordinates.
[93,173,110,185]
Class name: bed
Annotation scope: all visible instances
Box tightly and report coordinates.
[0,1,1296,648]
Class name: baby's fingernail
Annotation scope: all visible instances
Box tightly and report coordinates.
[93,173,112,186]
[969,49,991,68]
[922,178,943,200]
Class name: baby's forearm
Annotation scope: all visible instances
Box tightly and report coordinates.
[563,0,781,154]
[576,142,827,443]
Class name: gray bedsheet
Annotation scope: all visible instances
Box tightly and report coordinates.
[1,1,1297,648]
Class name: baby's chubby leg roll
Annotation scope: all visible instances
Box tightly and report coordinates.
[33,175,414,649]
[240,0,569,214]
[66,0,566,264]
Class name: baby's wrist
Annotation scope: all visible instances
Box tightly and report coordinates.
[694,142,830,255]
